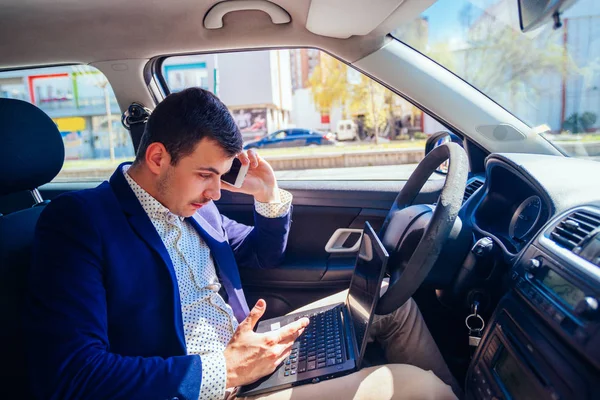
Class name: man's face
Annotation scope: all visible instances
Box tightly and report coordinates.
[153,138,235,218]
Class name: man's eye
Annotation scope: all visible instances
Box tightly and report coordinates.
[198,174,212,179]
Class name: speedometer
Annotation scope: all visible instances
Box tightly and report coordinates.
[509,195,542,240]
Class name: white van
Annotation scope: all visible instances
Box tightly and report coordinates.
[335,119,358,141]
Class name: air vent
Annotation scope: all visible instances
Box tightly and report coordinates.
[549,210,600,251]
[463,179,484,204]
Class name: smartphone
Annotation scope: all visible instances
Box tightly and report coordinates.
[221,158,249,188]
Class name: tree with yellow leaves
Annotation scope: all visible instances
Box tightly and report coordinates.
[307,53,351,117]
[308,53,403,142]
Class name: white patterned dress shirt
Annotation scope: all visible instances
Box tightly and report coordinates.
[122,166,292,399]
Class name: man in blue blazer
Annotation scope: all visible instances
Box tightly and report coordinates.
[25,88,309,400]
[26,88,457,400]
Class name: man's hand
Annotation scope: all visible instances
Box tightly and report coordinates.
[222,149,280,203]
[223,299,310,388]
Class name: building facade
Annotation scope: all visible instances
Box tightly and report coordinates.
[163,50,293,142]
[0,65,131,160]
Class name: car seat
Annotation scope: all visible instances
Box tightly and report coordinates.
[0,98,65,398]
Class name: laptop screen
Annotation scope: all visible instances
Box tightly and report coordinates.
[346,221,389,367]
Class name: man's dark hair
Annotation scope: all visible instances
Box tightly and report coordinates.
[135,87,243,165]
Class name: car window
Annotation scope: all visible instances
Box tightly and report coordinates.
[0,65,133,182]
[161,50,449,180]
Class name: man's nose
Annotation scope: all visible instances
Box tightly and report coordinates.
[205,179,221,202]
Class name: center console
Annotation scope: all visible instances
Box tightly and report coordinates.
[466,294,598,400]
[466,206,600,399]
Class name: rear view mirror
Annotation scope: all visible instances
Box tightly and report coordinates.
[518,0,576,32]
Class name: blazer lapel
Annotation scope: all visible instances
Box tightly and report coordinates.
[189,213,250,322]
[108,163,187,349]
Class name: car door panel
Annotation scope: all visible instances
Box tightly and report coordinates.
[316,208,391,283]
[217,179,444,315]
[220,202,362,283]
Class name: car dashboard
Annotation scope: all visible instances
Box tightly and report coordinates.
[459,153,600,399]
[471,160,551,256]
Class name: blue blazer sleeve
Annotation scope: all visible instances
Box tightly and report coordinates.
[222,206,292,270]
[25,194,202,400]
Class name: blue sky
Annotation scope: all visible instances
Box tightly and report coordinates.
[422,0,487,44]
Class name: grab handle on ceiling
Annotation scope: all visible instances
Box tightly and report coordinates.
[204,0,291,29]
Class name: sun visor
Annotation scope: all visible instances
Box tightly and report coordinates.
[305,0,433,39]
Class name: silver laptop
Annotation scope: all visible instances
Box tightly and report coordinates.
[238,221,389,397]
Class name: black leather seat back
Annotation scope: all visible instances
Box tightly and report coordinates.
[0,98,65,398]
[0,206,46,397]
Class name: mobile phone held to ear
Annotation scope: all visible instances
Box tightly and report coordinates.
[221,158,249,188]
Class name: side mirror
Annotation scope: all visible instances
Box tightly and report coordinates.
[425,131,464,175]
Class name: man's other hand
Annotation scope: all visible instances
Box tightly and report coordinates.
[223,299,310,388]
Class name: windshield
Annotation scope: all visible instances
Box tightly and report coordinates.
[393,0,600,161]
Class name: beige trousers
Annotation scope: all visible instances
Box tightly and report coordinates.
[232,286,460,400]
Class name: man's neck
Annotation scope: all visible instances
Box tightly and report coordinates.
[126,163,161,201]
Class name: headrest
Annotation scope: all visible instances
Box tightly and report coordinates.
[0,98,64,196]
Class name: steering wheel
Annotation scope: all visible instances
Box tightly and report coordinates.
[375,142,469,315]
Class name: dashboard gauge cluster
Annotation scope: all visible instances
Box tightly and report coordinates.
[509,195,542,241]
[472,164,550,255]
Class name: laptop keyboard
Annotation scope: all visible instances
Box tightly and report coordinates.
[283,306,345,377]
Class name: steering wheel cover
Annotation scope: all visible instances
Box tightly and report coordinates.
[376,142,469,315]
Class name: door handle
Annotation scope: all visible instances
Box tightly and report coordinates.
[325,228,363,253]
[204,0,291,29]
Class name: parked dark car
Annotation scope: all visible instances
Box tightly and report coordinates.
[244,128,336,149]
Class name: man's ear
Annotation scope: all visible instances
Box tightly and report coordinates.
[145,143,171,175]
